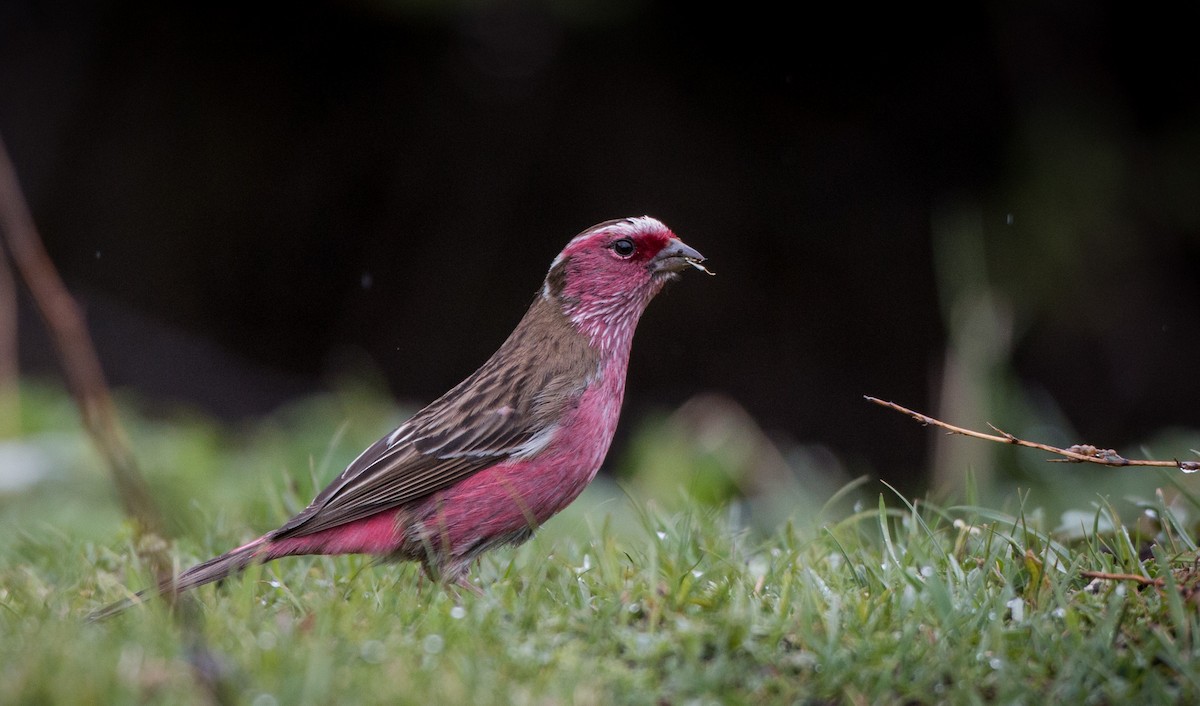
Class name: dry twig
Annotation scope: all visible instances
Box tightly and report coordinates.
[0,134,234,705]
[864,396,1200,472]
[0,136,166,533]
[0,236,17,433]
[1079,570,1164,587]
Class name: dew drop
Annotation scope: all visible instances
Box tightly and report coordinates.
[256,630,277,650]
[423,634,444,654]
[1006,597,1024,622]
[361,639,386,663]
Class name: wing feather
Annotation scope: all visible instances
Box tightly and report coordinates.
[273,294,599,539]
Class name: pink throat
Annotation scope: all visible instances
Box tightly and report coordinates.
[562,283,662,358]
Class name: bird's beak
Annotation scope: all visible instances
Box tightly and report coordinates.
[652,239,712,275]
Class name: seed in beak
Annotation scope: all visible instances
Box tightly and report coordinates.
[685,258,715,276]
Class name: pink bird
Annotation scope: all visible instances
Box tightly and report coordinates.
[92,216,708,618]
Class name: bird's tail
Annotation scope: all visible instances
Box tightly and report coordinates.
[87,536,269,621]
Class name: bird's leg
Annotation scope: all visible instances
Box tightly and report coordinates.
[452,574,485,598]
[420,557,483,598]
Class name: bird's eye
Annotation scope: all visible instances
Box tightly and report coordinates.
[611,238,636,258]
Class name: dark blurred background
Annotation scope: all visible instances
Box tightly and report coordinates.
[2,0,1198,494]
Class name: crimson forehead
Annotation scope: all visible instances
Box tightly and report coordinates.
[562,217,675,258]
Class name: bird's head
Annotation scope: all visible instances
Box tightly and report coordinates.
[543,216,708,311]
[537,216,709,354]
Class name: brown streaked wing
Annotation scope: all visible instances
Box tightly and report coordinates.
[272,294,600,539]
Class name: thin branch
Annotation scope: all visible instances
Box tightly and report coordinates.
[864,396,1199,472]
[0,135,165,534]
[0,236,17,434]
[0,134,236,705]
[1079,570,1164,587]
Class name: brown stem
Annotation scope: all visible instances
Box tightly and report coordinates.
[1079,570,1164,587]
[0,134,237,705]
[0,238,17,434]
[0,135,166,537]
[864,395,1197,471]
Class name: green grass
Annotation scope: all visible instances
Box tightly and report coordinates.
[3,383,1200,704]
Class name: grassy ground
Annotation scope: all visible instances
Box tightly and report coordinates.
[3,383,1200,704]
